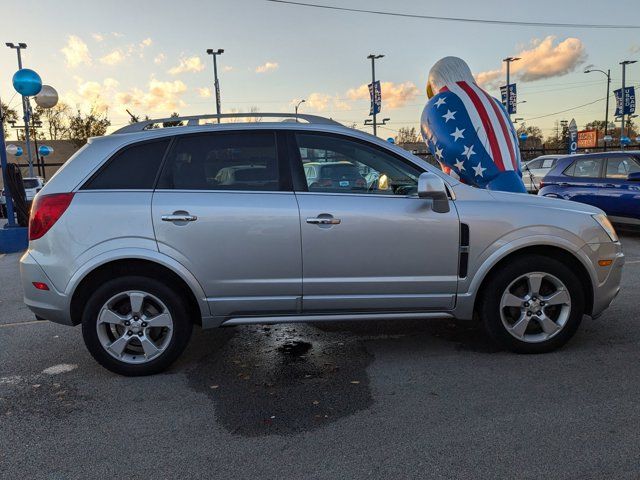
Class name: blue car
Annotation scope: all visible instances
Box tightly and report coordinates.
[538,151,640,226]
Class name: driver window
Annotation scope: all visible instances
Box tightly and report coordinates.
[294,133,421,196]
[605,157,640,179]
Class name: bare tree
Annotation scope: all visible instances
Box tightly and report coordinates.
[0,101,18,139]
[68,105,111,147]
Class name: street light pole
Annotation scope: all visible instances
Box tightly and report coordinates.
[295,99,305,122]
[206,48,224,123]
[620,60,637,148]
[367,54,384,137]
[6,42,34,177]
[502,57,520,119]
[584,68,611,151]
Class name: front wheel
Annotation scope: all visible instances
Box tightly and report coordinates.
[478,255,585,353]
[81,276,193,376]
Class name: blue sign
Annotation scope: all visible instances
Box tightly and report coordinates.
[500,84,517,114]
[369,80,381,115]
[568,119,578,155]
[614,87,636,116]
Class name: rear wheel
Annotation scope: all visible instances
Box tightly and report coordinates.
[479,255,585,353]
[81,276,193,376]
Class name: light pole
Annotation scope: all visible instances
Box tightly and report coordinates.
[584,67,611,151]
[6,42,34,177]
[295,99,305,122]
[367,54,384,136]
[502,56,520,119]
[620,60,637,148]
[206,48,224,123]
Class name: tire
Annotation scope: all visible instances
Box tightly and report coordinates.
[478,254,585,354]
[81,276,193,376]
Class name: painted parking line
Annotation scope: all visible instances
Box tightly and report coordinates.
[0,320,49,328]
[626,259,640,264]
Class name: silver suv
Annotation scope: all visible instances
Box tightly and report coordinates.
[20,113,624,376]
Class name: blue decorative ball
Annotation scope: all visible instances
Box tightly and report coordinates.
[38,145,54,156]
[519,133,528,141]
[6,144,23,157]
[620,136,631,145]
[386,137,395,144]
[12,68,42,96]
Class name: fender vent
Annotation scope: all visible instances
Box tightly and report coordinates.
[459,223,470,278]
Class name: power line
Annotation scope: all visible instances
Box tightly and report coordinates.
[266,0,640,29]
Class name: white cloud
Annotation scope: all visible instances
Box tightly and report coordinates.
[140,38,152,48]
[100,50,126,66]
[255,61,279,73]
[476,36,587,88]
[346,81,419,109]
[168,56,205,75]
[198,87,212,98]
[154,53,166,65]
[61,35,92,68]
[92,33,104,42]
[223,65,233,72]
[116,78,188,113]
[63,77,119,113]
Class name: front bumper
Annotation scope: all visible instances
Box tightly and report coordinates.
[582,241,625,318]
[20,252,73,326]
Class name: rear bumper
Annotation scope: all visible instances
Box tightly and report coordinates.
[20,252,73,326]
[584,241,625,318]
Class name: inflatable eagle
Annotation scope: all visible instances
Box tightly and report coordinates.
[420,56,527,193]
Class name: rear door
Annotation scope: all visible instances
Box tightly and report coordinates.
[152,130,302,318]
[290,131,460,313]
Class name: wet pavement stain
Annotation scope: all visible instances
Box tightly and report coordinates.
[186,324,374,436]
[185,318,498,437]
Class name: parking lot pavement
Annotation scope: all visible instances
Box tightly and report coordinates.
[2,235,640,480]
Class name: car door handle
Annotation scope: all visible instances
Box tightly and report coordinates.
[161,213,198,222]
[306,217,341,225]
[558,182,570,187]
[604,183,616,188]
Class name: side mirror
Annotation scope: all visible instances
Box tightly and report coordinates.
[627,172,640,182]
[417,172,450,213]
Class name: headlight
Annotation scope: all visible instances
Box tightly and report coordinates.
[593,213,618,242]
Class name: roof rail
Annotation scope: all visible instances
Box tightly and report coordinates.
[112,112,341,134]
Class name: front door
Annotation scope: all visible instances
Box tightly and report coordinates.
[291,132,460,313]
[600,155,640,220]
[152,130,302,318]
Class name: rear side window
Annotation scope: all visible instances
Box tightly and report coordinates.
[83,139,170,190]
[541,158,556,169]
[157,131,279,191]
[565,158,601,178]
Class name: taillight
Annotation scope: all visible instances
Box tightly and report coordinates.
[29,193,75,241]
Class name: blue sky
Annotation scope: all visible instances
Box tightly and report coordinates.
[1,0,638,138]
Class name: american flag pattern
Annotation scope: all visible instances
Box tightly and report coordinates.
[421,80,526,193]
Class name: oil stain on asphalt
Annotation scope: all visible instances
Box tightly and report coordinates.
[185,318,497,437]
[186,323,375,436]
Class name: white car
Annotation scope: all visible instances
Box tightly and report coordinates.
[1,177,45,218]
[522,155,563,193]
[22,176,45,202]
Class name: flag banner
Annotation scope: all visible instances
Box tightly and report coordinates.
[500,84,517,114]
[369,80,381,115]
[615,87,635,116]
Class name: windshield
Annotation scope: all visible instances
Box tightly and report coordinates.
[23,179,39,189]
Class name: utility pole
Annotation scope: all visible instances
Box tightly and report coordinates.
[367,54,384,136]
[584,67,611,151]
[502,57,520,119]
[6,42,34,177]
[206,48,224,123]
[620,60,637,148]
